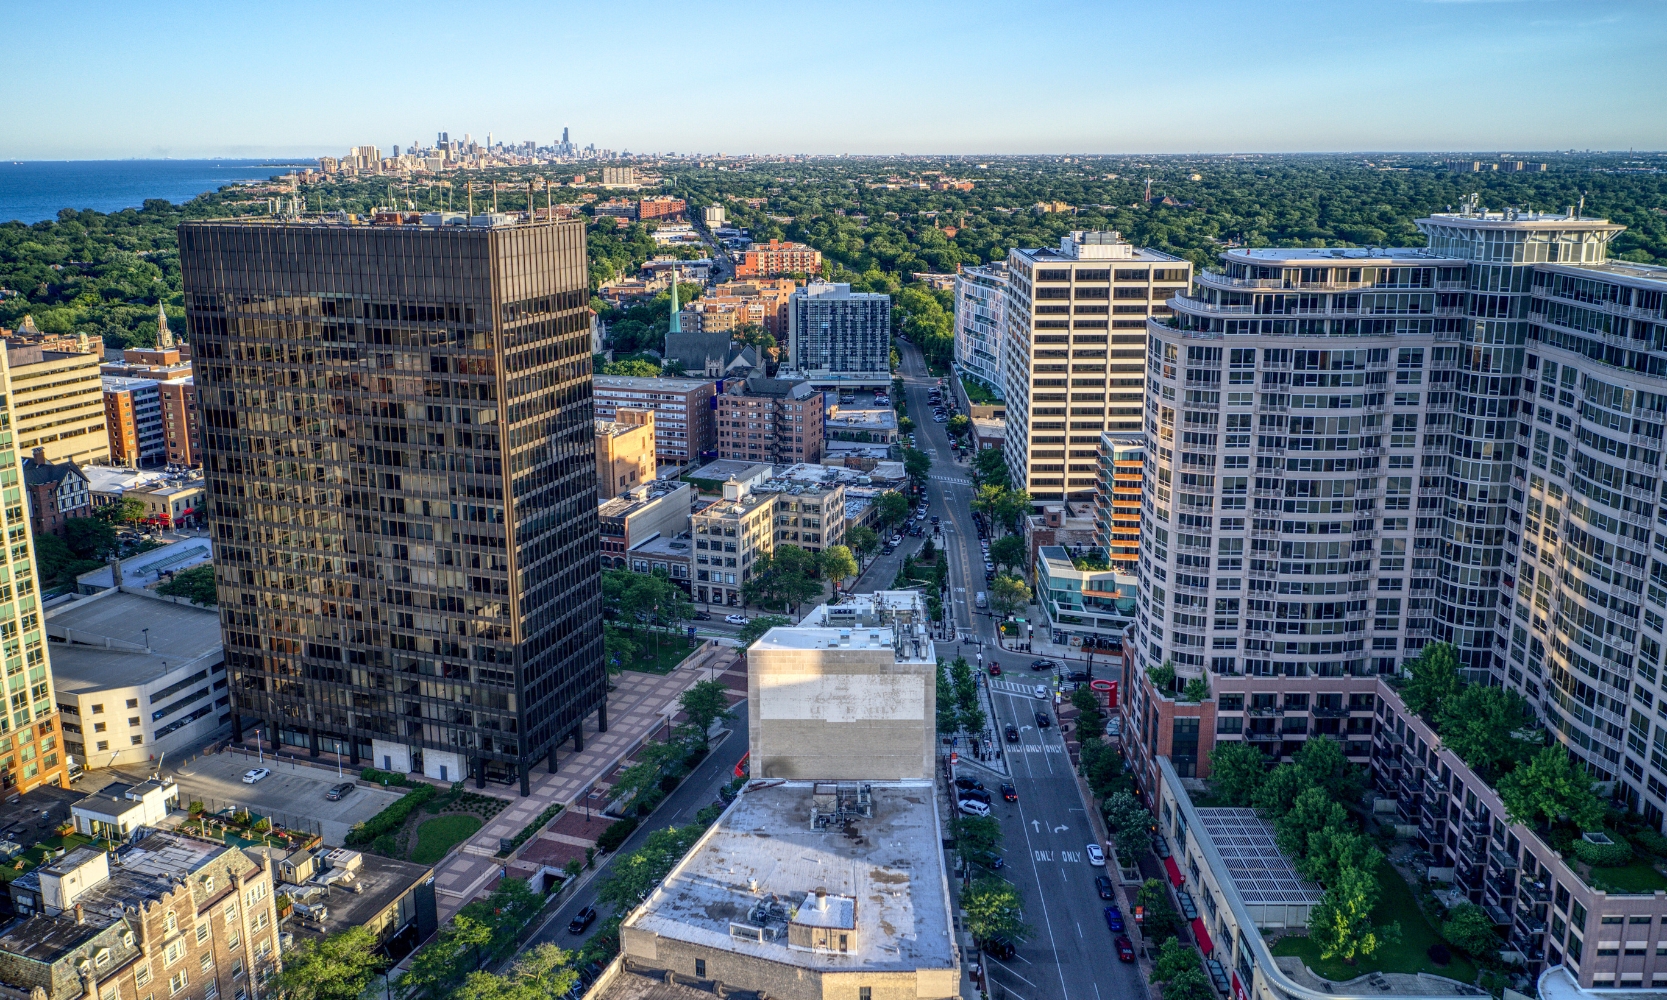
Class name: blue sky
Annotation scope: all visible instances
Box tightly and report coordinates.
[5,0,1664,159]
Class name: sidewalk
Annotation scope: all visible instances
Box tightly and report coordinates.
[428,643,741,919]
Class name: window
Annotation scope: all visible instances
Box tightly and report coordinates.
[196,923,210,943]
[252,911,268,932]
[200,954,214,973]
[169,971,187,997]
[694,960,706,978]
[127,699,138,709]
[137,966,152,987]
[164,940,184,966]
[861,990,873,1000]
[224,904,238,925]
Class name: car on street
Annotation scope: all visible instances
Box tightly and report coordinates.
[954,776,984,792]
[1066,670,1090,683]
[1104,905,1125,932]
[1030,659,1057,671]
[1035,712,1051,728]
[986,662,1001,676]
[725,614,750,625]
[890,534,903,544]
[325,781,355,801]
[984,569,994,582]
[692,611,713,621]
[569,906,598,934]
[1095,874,1115,899]
[882,544,895,555]
[1001,783,1018,802]
[1116,936,1136,962]
[1004,724,1020,743]
[242,768,270,784]
[957,798,991,817]
[1033,684,1047,699]
[1087,843,1106,867]
[961,787,992,804]
[930,516,940,525]
[981,937,1016,960]
[971,851,1005,870]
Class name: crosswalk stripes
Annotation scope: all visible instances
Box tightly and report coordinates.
[929,475,971,486]
[990,679,1041,696]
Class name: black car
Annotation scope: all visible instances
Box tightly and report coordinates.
[692,611,713,621]
[325,781,355,801]
[1095,874,1115,899]
[961,787,993,804]
[1066,670,1090,683]
[1036,712,1052,729]
[954,776,984,792]
[984,569,994,582]
[1001,783,1018,802]
[1029,659,1056,671]
[569,906,597,934]
[1004,724,1020,743]
[981,937,1016,960]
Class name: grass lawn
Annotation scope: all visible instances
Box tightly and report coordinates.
[607,627,701,675]
[411,815,483,865]
[1271,862,1477,986]
[1585,859,1667,894]
[960,375,999,405]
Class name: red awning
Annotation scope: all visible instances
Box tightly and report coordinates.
[1163,856,1184,888]
[1192,917,1214,955]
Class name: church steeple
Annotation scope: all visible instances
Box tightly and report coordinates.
[156,302,175,349]
[667,262,682,335]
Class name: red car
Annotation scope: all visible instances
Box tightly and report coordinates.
[1116,936,1136,962]
[987,662,1002,676]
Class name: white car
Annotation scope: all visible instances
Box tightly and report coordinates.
[725,614,750,625]
[891,534,903,544]
[1033,685,1048,700]
[957,798,991,817]
[242,768,271,784]
[1105,717,1122,737]
[1087,843,1106,867]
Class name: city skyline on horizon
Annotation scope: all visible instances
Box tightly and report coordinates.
[7,0,1665,160]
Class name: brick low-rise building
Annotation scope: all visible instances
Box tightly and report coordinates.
[715,375,822,466]
[735,239,822,279]
[0,832,282,1000]
[21,449,90,539]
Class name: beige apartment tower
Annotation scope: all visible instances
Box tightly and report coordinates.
[1002,231,1190,502]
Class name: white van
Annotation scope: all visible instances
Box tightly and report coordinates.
[957,798,991,817]
[975,592,988,609]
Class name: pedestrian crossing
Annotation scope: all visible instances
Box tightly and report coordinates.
[929,475,971,486]
[990,679,1046,697]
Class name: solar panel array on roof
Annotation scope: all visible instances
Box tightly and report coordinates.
[1195,808,1324,906]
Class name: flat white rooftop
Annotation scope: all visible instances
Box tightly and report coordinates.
[623,781,955,972]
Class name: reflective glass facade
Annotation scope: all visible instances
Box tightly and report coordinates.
[179,219,602,793]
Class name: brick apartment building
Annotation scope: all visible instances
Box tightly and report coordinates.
[593,375,718,466]
[715,375,823,466]
[735,239,823,279]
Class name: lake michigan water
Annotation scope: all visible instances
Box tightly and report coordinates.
[0,159,317,225]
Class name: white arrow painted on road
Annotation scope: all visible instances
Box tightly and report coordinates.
[1031,819,1041,833]
[1053,823,1068,833]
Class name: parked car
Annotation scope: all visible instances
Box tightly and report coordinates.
[1001,783,1018,802]
[1066,670,1090,683]
[725,614,750,625]
[1087,843,1106,867]
[954,776,984,792]
[1095,874,1115,900]
[569,906,598,934]
[930,516,941,525]
[981,937,1016,960]
[984,569,994,582]
[1033,685,1048,700]
[1004,724,1020,743]
[972,850,1005,870]
[325,781,355,801]
[961,787,993,804]
[692,611,713,621]
[1030,659,1057,671]
[958,798,991,817]
[1104,905,1124,932]
[1116,936,1136,962]
[242,768,270,784]
[1036,712,1052,729]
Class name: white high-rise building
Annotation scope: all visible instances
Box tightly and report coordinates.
[1002,231,1191,502]
[952,262,1008,398]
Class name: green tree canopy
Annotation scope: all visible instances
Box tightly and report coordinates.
[847,525,880,560]
[65,517,117,560]
[956,814,1004,857]
[596,824,707,911]
[972,449,1011,489]
[1103,791,1153,858]
[1274,786,1348,863]
[990,535,1026,573]
[1208,742,1268,807]
[272,926,382,1000]
[1435,683,1543,780]
[679,679,735,748]
[1442,902,1500,959]
[1495,744,1607,830]
[988,573,1031,618]
[736,614,792,648]
[602,358,662,377]
[819,545,858,586]
[1309,863,1396,965]
[96,496,147,525]
[1136,878,1181,941]
[158,564,218,606]
[903,447,932,484]
[875,491,910,530]
[947,414,969,437]
[1292,734,1365,805]
[961,875,1030,945]
[1401,641,1462,718]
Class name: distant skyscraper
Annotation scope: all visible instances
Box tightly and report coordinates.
[563,126,570,145]
[180,215,604,795]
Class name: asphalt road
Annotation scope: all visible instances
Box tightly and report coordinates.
[521,700,751,954]
[894,343,1143,1000]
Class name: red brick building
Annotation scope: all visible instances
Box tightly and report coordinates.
[638,196,687,222]
[21,449,90,538]
[158,377,201,467]
[735,239,823,278]
[714,374,822,466]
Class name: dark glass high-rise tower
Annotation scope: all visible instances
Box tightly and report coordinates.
[179,216,604,795]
